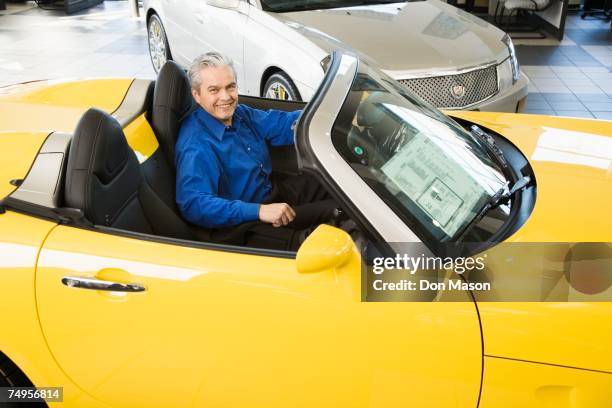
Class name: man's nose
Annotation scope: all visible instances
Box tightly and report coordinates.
[219,88,232,100]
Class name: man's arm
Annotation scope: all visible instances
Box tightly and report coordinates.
[176,144,260,228]
[241,106,302,147]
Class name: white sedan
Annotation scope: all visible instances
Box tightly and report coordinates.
[144,0,529,112]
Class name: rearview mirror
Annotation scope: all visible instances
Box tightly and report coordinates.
[205,0,240,9]
[296,225,357,274]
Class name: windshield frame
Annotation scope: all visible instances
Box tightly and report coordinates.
[296,51,521,256]
[296,51,428,249]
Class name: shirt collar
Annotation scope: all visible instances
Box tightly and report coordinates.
[195,106,242,141]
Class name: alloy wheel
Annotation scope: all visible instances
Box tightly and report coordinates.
[148,17,167,73]
[265,81,293,101]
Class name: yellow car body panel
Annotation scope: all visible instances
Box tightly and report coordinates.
[122,114,160,162]
[0,212,105,407]
[448,112,612,242]
[0,79,133,134]
[447,111,612,377]
[477,302,612,374]
[0,80,157,197]
[480,356,612,407]
[34,224,482,408]
[0,131,49,198]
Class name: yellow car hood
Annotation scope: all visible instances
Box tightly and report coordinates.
[450,111,612,243]
[451,111,612,374]
[0,79,132,198]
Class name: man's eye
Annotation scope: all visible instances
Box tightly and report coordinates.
[210,89,218,94]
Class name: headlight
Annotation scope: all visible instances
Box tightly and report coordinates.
[320,55,331,73]
[502,34,520,84]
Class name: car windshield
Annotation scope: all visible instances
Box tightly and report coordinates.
[331,62,510,246]
[260,0,412,13]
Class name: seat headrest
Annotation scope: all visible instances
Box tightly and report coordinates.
[64,108,142,225]
[152,61,194,169]
[356,93,387,127]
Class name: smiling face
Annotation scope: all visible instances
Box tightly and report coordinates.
[192,65,238,126]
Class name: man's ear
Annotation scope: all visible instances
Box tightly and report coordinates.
[191,88,201,105]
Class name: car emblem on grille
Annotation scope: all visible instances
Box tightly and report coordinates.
[450,83,466,99]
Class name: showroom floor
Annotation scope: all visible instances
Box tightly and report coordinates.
[1,0,611,119]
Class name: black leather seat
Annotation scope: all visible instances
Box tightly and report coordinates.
[64,108,193,240]
[149,61,216,241]
[151,61,194,172]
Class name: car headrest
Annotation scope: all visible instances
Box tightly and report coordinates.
[356,93,387,127]
[151,61,194,170]
[64,108,142,226]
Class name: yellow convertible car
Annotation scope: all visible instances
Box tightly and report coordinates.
[0,51,611,407]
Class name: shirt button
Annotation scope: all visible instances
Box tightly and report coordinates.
[247,147,251,151]
[259,164,263,168]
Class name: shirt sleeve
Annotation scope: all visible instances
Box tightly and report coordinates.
[175,138,260,228]
[242,105,302,147]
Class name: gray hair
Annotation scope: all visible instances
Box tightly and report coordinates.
[188,52,237,91]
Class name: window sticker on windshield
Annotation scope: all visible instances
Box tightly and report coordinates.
[416,178,463,227]
[381,132,485,236]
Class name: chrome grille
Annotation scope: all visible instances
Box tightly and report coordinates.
[397,65,498,109]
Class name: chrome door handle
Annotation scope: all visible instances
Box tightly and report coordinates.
[62,276,146,292]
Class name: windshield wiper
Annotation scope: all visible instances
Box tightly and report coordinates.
[470,125,510,174]
[453,176,532,242]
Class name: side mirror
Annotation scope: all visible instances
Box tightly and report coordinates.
[296,224,356,274]
[205,0,240,9]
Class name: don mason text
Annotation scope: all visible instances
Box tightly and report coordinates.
[372,279,491,292]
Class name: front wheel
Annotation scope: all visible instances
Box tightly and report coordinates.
[0,352,46,407]
[263,72,301,101]
[147,14,172,73]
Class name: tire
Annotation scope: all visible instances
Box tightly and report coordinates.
[263,72,301,101]
[147,13,172,74]
[0,352,47,407]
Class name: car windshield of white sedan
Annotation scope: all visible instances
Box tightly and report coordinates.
[331,70,508,244]
[260,0,413,13]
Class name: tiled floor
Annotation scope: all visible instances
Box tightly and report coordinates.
[0,1,155,85]
[511,12,612,119]
[0,0,611,119]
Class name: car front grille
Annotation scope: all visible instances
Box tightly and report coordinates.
[397,64,499,109]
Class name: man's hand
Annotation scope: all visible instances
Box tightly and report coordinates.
[259,203,296,227]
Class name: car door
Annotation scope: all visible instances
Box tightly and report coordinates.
[34,51,481,407]
[183,0,249,87]
[35,224,481,408]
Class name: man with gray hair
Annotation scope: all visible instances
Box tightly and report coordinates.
[175,52,339,250]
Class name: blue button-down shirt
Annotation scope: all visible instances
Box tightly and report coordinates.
[175,104,301,228]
